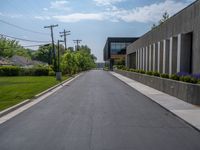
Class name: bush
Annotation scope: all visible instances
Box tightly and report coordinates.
[116,65,125,70]
[0,66,53,76]
[170,74,179,81]
[129,69,135,72]
[139,70,145,74]
[48,68,55,76]
[160,74,169,78]
[103,67,109,71]
[198,80,200,84]
[180,76,198,84]
[146,71,153,76]
[34,68,49,76]
[0,66,20,76]
[124,68,130,71]
[152,72,160,77]
[19,68,34,76]
[134,69,140,73]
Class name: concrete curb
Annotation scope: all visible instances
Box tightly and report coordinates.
[110,71,200,132]
[0,99,31,118]
[34,77,73,98]
[0,74,78,118]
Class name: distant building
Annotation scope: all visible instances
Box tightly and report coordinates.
[127,1,200,74]
[96,62,105,69]
[103,37,139,70]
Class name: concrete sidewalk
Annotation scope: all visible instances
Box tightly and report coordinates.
[110,71,200,131]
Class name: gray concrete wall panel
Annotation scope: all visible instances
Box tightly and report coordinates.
[127,1,200,73]
[115,70,200,105]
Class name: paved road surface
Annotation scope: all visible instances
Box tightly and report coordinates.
[0,70,200,150]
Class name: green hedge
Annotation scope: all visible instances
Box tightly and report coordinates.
[0,66,54,76]
[0,66,20,76]
[115,65,200,84]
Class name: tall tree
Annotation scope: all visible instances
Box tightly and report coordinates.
[32,44,52,63]
[61,45,96,75]
[0,37,33,58]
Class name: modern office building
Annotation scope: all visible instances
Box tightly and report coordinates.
[126,0,200,74]
[104,37,138,70]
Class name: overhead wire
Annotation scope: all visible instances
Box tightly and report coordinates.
[22,44,51,48]
[0,33,51,43]
[0,19,49,35]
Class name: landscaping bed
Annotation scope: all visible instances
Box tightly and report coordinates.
[114,69,200,105]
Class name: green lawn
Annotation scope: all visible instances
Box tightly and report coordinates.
[0,76,68,111]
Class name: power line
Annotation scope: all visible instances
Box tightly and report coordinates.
[22,43,51,48]
[44,24,58,66]
[0,33,51,43]
[0,19,49,35]
[60,29,70,50]
[73,39,82,51]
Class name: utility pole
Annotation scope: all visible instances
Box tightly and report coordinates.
[44,24,58,69]
[56,40,64,81]
[73,39,82,51]
[60,30,70,50]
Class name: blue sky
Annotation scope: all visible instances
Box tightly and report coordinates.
[0,0,195,62]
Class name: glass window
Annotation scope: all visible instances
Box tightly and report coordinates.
[110,42,128,55]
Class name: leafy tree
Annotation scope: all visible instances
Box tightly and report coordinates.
[61,51,78,75]
[79,45,91,53]
[67,47,74,52]
[15,48,33,59]
[60,45,96,75]
[32,44,52,63]
[0,37,33,58]
[0,37,20,57]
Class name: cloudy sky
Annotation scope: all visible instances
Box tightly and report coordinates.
[0,0,195,62]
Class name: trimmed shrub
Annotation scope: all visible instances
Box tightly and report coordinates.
[48,70,55,76]
[34,68,49,76]
[48,67,55,76]
[146,71,153,76]
[19,68,34,76]
[0,66,20,76]
[129,69,135,72]
[170,74,179,81]
[116,65,125,70]
[198,80,200,84]
[134,69,140,73]
[152,72,160,77]
[180,76,198,84]
[139,70,145,74]
[160,74,169,78]
[0,66,53,76]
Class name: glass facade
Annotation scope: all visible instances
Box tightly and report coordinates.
[110,42,131,55]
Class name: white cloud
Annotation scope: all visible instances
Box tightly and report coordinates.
[33,0,192,23]
[50,0,70,10]
[43,8,48,11]
[53,13,104,22]
[118,0,189,23]
[34,16,51,20]
[94,0,125,6]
